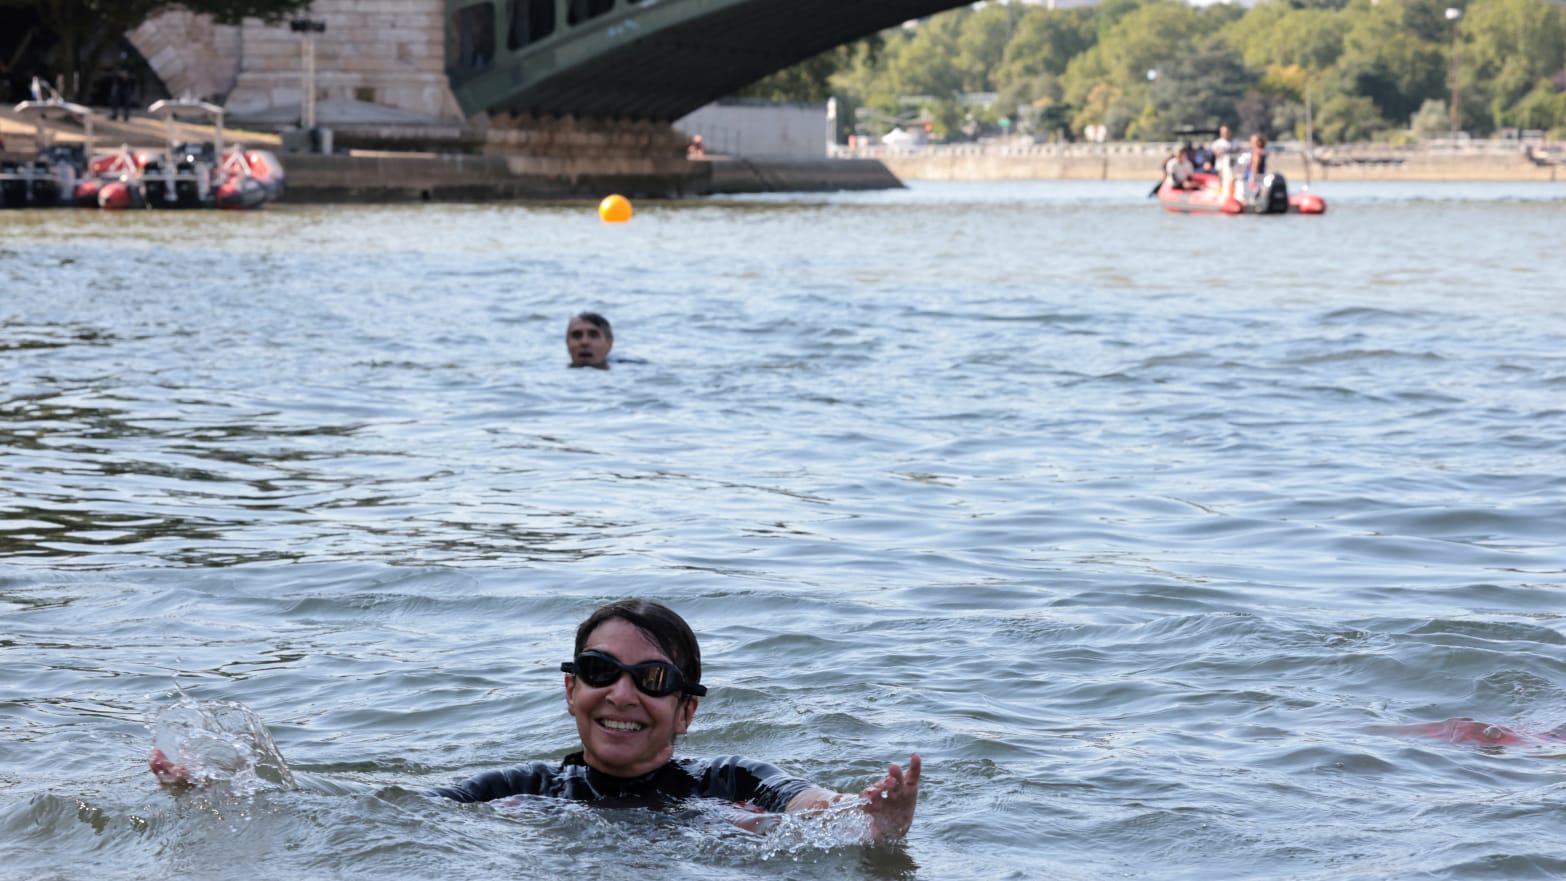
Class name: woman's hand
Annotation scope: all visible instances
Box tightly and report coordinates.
[859,753,921,844]
[148,748,192,787]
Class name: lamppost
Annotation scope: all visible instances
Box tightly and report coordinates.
[290,17,327,136]
[1445,7,1462,137]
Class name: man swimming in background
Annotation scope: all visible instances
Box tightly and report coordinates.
[567,312,613,369]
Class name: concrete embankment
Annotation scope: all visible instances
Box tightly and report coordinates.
[277,152,901,201]
[703,157,903,194]
[286,113,904,199]
[871,143,1565,183]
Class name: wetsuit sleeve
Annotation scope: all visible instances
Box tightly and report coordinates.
[697,755,815,813]
[427,761,555,803]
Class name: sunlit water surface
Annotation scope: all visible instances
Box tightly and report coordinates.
[3,180,1565,881]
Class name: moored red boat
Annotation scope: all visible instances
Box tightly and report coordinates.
[220,147,286,205]
[3,82,281,211]
[3,82,91,209]
[74,145,150,209]
[141,98,283,210]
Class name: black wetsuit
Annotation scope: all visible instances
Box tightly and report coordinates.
[429,752,813,812]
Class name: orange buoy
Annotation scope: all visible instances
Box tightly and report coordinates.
[598,194,633,223]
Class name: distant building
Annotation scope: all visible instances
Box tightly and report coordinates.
[674,99,829,160]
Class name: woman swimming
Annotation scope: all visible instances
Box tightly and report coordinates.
[151,598,921,843]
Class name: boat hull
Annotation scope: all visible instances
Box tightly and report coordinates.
[1157,171,1323,216]
[1157,174,1244,214]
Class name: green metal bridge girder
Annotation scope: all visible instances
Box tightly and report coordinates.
[443,0,970,121]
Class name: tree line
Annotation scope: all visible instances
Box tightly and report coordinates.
[742,0,1566,144]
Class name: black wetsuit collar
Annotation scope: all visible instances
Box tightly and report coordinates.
[560,751,685,802]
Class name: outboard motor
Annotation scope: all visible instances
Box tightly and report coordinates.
[27,159,64,205]
[1253,172,1290,214]
[37,144,85,205]
[40,143,87,172]
[0,160,24,207]
[145,142,217,208]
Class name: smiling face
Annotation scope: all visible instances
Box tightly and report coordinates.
[566,317,613,368]
[565,617,697,778]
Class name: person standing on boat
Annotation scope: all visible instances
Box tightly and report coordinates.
[1243,133,1268,195]
[567,311,614,369]
[1209,125,1234,193]
[1209,126,1233,164]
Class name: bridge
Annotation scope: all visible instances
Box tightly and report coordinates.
[445,0,972,120]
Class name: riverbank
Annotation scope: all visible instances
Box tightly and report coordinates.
[6,105,1562,200]
[854,141,1566,183]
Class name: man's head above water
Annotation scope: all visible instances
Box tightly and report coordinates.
[566,312,613,369]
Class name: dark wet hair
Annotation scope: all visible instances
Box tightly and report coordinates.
[574,598,701,696]
[568,311,613,341]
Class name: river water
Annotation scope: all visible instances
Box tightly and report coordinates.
[3,180,1565,881]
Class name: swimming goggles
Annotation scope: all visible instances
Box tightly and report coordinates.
[562,650,707,698]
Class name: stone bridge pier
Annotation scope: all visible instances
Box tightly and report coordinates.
[130,1,464,131]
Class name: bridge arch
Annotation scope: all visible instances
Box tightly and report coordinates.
[443,0,970,121]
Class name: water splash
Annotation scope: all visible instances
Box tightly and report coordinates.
[751,799,875,857]
[149,696,295,794]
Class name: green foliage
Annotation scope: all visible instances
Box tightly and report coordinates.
[1503,81,1566,133]
[738,0,1566,142]
[1146,35,1257,136]
[1316,93,1388,142]
[1331,3,1450,124]
[740,41,878,104]
[1460,0,1566,130]
[1409,97,1452,138]
[1077,1,1207,93]
[929,99,965,139]
[954,4,1012,92]
[1223,5,1351,72]
[1092,0,1147,39]
[996,7,1095,81]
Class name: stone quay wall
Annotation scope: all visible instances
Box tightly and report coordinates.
[130,0,462,125]
[278,114,906,199]
[281,152,902,201]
